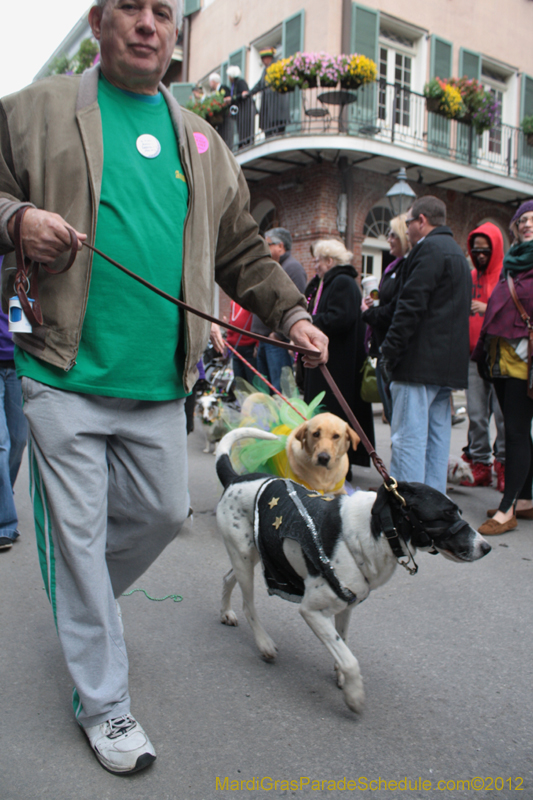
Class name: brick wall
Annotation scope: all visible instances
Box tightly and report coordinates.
[217,163,514,323]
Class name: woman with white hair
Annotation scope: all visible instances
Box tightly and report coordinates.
[226,65,255,147]
[208,72,231,143]
[303,239,375,471]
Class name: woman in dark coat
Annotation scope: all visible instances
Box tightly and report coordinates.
[226,66,255,148]
[361,213,410,423]
[303,239,375,468]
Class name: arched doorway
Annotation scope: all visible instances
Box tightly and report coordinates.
[361,202,394,281]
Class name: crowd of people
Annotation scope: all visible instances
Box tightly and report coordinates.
[0,0,532,781]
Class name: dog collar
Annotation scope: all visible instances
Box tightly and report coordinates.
[376,496,419,575]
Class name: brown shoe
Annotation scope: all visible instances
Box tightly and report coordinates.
[487,507,533,520]
[478,517,517,535]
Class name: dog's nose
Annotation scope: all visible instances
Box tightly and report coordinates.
[480,540,492,556]
[317,452,330,467]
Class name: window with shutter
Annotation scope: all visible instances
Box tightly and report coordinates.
[169,82,195,105]
[282,11,304,58]
[351,3,379,60]
[349,3,379,132]
[518,74,533,180]
[457,49,481,165]
[282,12,305,131]
[183,0,201,16]
[459,49,481,80]
[229,48,246,77]
[428,35,452,156]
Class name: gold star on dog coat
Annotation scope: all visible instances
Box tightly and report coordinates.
[253,478,357,605]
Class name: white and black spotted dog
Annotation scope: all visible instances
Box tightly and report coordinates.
[216,428,490,714]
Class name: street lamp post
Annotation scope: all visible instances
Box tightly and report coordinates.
[386,167,417,217]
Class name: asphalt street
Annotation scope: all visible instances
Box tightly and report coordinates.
[1,404,532,800]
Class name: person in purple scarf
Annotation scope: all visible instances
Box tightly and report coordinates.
[473,200,533,535]
[0,256,28,550]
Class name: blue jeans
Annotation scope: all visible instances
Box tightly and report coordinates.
[376,361,393,424]
[390,382,452,495]
[256,341,293,393]
[0,367,28,539]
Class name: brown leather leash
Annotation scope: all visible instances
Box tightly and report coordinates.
[12,206,394,486]
[13,207,79,328]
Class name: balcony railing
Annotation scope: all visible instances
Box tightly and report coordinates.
[218,83,533,186]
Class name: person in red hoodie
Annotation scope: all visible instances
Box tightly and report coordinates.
[226,302,259,385]
[461,222,505,489]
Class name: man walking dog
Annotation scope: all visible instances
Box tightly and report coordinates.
[0,0,327,775]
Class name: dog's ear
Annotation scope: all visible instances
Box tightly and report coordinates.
[346,426,360,451]
[293,421,310,449]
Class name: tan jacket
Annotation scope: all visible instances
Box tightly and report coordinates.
[0,66,309,391]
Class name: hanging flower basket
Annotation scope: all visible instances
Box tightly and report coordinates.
[424,77,500,133]
[338,54,376,90]
[186,92,228,125]
[425,96,441,114]
[339,77,363,91]
[266,52,376,94]
[424,79,465,120]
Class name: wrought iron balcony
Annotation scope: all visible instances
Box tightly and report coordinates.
[218,82,533,186]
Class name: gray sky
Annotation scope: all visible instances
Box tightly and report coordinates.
[1,2,91,97]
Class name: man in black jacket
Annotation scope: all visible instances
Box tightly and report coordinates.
[380,196,471,494]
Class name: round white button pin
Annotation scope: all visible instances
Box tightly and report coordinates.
[136,134,161,159]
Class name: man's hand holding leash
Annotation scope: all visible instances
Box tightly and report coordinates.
[289,319,328,367]
[8,208,86,263]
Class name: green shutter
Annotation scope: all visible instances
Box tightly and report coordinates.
[518,75,533,180]
[228,47,246,76]
[428,36,452,155]
[350,3,379,59]
[430,35,452,80]
[457,50,481,165]
[169,82,195,105]
[183,0,200,16]
[282,10,305,58]
[348,4,379,133]
[521,74,533,117]
[459,48,481,80]
[220,61,229,85]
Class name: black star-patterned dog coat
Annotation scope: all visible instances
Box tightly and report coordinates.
[253,479,357,604]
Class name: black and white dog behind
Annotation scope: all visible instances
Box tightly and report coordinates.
[216,428,491,714]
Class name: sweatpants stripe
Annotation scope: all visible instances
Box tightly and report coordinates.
[72,687,83,720]
[29,440,57,624]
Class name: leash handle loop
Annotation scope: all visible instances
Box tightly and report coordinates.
[13,207,78,329]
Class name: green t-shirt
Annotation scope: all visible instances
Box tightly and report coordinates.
[16,76,189,400]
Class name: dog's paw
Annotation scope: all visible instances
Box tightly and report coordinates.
[343,674,365,713]
[335,664,345,689]
[257,634,278,661]
[220,610,239,626]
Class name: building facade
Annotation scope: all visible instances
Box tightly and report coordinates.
[35,0,533,294]
[178,0,533,288]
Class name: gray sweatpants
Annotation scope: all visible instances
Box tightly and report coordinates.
[465,361,505,464]
[21,378,190,727]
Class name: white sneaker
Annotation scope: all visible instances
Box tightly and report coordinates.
[83,715,156,774]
